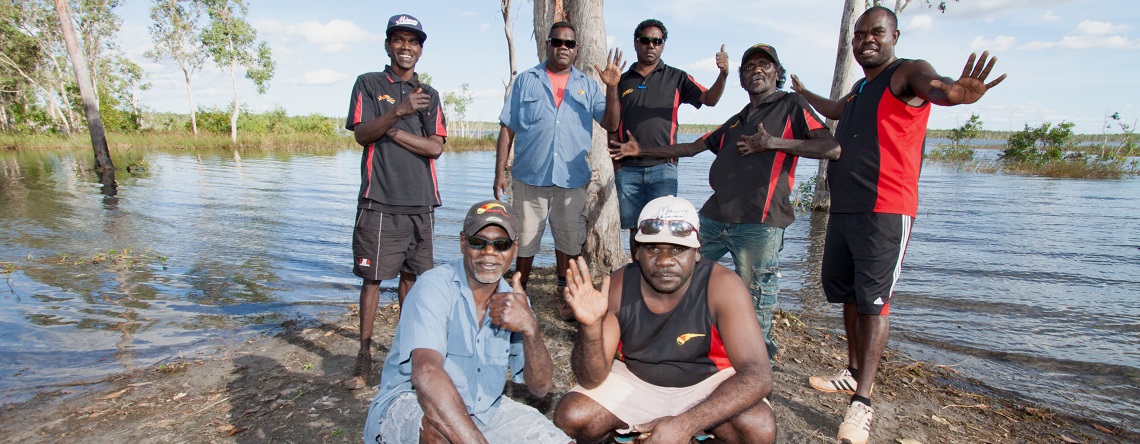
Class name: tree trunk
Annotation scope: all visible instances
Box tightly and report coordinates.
[228,58,239,143]
[501,0,517,100]
[53,0,113,173]
[566,0,627,273]
[811,0,862,212]
[185,67,198,135]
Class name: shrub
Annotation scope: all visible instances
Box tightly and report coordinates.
[929,113,981,162]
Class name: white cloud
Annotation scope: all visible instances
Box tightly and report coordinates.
[1018,40,1055,50]
[300,69,348,86]
[262,20,382,54]
[904,15,934,33]
[971,35,1016,51]
[1074,20,1130,35]
[1042,10,1060,22]
[1017,19,1139,50]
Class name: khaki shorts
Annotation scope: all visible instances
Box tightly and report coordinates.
[571,360,755,432]
[511,182,587,257]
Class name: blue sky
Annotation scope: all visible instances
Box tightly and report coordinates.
[117,0,1139,134]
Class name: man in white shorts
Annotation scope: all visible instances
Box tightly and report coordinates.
[553,196,776,443]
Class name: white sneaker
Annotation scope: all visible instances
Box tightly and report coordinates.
[837,400,873,444]
[808,368,858,394]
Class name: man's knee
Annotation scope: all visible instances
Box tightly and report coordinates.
[553,393,617,442]
[716,399,777,444]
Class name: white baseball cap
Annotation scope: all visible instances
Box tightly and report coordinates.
[635,195,700,249]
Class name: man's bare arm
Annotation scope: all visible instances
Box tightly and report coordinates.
[901,52,1006,107]
[790,74,847,120]
[565,258,621,389]
[609,132,708,161]
[737,126,840,160]
[699,44,730,106]
[410,349,490,444]
[489,272,554,397]
[493,125,514,200]
[387,131,444,158]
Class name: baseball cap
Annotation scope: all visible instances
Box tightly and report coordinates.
[635,195,700,249]
[741,43,780,67]
[463,200,517,240]
[386,14,427,43]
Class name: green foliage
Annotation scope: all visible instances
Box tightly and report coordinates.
[1101,112,1137,161]
[792,175,818,212]
[929,113,981,162]
[1001,121,1075,163]
[189,106,337,137]
[201,0,275,94]
[998,120,1137,179]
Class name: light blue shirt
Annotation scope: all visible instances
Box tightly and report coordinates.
[499,62,607,188]
[368,260,527,426]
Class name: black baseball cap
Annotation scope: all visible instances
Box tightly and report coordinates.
[742,43,780,66]
[463,200,517,240]
[386,14,427,43]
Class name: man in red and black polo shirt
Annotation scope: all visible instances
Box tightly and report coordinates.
[343,13,447,390]
[610,43,839,366]
[791,6,1005,443]
[605,19,729,256]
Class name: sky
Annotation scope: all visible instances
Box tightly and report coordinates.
[115,0,1140,134]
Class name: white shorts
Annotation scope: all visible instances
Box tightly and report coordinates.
[365,391,570,444]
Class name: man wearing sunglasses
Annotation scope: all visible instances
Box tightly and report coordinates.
[610,44,840,366]
[344,14,447,391]
[364,200,570,444]
[495,21,621,321]
[554,196,776,444]
[608,19,729,259]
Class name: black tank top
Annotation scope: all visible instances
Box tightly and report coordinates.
[617,258,731,387]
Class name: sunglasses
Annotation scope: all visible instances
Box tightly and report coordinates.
[638,218,696,238]
[636,36,665,46]
[466,235,514,252]
[547,38,577,49]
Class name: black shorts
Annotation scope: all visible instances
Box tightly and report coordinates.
[352,209,434,281]
[821,213,913,315]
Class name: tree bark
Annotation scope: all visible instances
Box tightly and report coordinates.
[185,71,198,135]
[53,0,113,173]
[228,58,238,143]
[501,0,517,100]
[811,0,862,212]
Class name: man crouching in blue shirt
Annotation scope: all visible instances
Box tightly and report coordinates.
[363,200,570,444]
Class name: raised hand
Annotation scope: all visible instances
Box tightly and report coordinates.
[395,87,431,117]
[608,131,643,160]
[564,257,609,326]
[594,48,627,88]
[789,73,805,94]
[715,44,729,75]
[931,51,1007,105]
[736,122,774,156]
[488,272,538,335]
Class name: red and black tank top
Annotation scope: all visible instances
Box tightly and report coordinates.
[617,258,731,387]
[830,59,931,217]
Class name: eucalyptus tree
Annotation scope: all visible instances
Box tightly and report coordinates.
[200,0,275,143]
[53,0,112,172]
[146,0,207,135]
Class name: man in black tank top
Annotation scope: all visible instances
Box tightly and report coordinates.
[552,196,776,444]
[791,6,1005,444]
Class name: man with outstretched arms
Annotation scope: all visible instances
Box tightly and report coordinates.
[553,196,776,444]
[343,14,447,390]
[362,200,569,444]
[790,6,1006,443]
[494,21,620,321]
[610,43,840,364]
[608,19,729,256]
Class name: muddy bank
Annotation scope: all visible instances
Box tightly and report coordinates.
[0,269,1132,443]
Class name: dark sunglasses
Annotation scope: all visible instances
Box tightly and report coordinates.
[638,218,695,238]
[547,38,577,49]
[636,36,665,46]
[466,235,514,252]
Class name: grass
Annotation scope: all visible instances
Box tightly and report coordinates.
[45,247,167,271]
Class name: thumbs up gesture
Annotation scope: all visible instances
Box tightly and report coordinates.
[716,44,729,75]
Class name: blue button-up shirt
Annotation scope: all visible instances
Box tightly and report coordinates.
[499,62,607,188]
[368,260,527,426]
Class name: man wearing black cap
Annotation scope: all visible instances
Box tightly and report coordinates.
[363,200,568,443]
[344,13,447,390]
[610,43,840,365]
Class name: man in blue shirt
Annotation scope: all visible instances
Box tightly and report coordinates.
[363,200,568,443]
[494,21,620,321]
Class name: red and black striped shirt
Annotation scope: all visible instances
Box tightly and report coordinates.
[616,62,706,168]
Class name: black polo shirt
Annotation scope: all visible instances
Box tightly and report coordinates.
[616,62,706,167]
[698,91,825,228]
[346,66,447,211]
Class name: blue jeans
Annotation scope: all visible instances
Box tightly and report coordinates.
[615,163,679,229]
[698,215,784,361]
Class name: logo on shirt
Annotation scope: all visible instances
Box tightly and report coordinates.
[621,88,635,97]
[378,94,396,104]
[676,333,706,345]
[577,90,585,95]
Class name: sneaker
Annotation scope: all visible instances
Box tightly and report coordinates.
[809,368,861,394]
[837,400,873,444]
[343,350,371,390]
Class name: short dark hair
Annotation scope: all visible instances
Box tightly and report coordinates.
[550,21,576,37]
[862,5,898,31]
[634,19,667,41]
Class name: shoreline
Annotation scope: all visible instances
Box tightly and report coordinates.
[0,267,1132,443]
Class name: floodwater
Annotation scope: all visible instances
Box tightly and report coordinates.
[0,144,1137,431]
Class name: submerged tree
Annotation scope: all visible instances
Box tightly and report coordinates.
[147,0,207,135]
[200,0,275,143]
[52,0,112,172]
